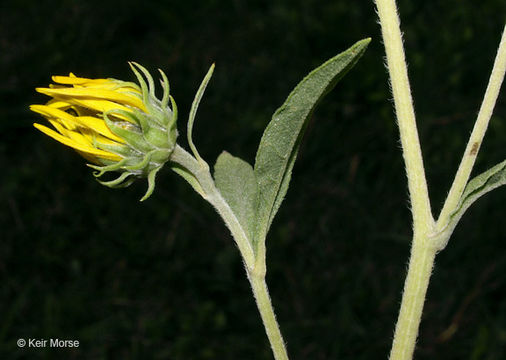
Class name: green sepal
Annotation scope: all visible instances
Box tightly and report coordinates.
[168,96,178,145]
[140,166,162,201]
[89,63,179,201]
[94,141,139,159]
[135,63,156,99]
[129,62,151,108]
[149,149,173,165]
[88,158,129,177]
[124,150,154,171]
[106,107,143,127]
[107,78,141,93]
[158,69,171,109]
[103,112,152,153]
[96,171,133,187]
[137,114,172,148]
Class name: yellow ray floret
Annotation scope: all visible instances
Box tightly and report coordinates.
[28,71,142,164]
[35,87,145,110]
[51,75,140,94]
[30,105,124,143]
[51,74,111,86]
[33,123,121,162]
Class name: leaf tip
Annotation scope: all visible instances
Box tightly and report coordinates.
[355,37,372,51]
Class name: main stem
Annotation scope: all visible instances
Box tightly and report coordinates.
[375,0,436,359]
[374,0,433,230]
[389,235,437,359]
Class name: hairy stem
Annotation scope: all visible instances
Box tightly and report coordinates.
[169,145,256,269]
[389,235,437,360]
[375,0,438,359]
[169,145,288,359]
[249,273,289,360]
[437,25,506,230]
[374,0,434,231]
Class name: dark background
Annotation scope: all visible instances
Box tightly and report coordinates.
[1,0,505,359]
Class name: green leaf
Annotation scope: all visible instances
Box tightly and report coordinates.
[188,64,215,163]
[214,151,258,242]
[449,159,506,228]
[253,38,371,242]
[171,165,205,197]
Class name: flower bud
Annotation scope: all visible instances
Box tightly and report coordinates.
[31,62,177,200]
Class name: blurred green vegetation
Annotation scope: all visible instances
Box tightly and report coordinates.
[1,0,505,359]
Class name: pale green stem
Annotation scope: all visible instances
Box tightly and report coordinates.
[169,145,256,270]
[376,1,506,359]
[375,0,438,359]
[374,0,434,231]
[437,25,506,231]
[389,234,437,360]
[169,145,288,360]
[249,274,289,360]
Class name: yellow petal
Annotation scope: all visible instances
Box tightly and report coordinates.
[46,99,73,109]
[94,132,123,146]
[34,123,122,161]
[65,98,136,122]
[73,81,141,95]
[36,87,145,110]
[76,116,125,143]
[30,105,76,131]
[48,119,91,146]
[30,105,124,143]
[36,97,133,122]
[52,75,111,86]
[47,119,123,153]
[54,76,134,92]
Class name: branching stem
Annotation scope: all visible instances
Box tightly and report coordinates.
[169,145,289,360]
[437,25,506,231]
[170,145,256,269]
[376,0,506,359]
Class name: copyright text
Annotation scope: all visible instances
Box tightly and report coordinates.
[17,338,79,348]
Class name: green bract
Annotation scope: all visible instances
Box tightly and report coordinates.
[93,64,178,200]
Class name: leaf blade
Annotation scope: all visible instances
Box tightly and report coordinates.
[253,38,371,242]
[214,151,258,243]
[449,159,506,228]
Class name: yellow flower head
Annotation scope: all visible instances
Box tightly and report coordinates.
[31,63,178,200]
